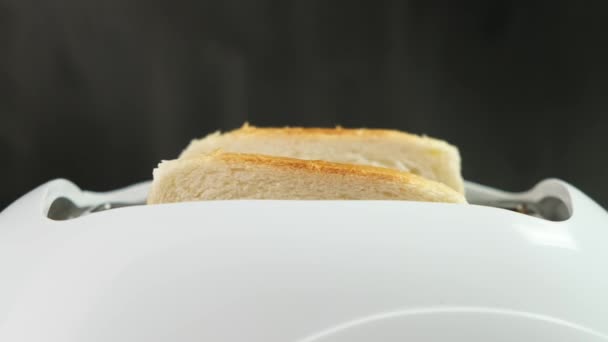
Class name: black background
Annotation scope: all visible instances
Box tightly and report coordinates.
[1,0,607,209]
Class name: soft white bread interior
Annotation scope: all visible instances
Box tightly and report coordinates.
[147,152,466,204]
[179,124,464,193]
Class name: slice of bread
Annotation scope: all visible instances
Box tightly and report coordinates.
[147,152,466,204]
[179,124,464,193]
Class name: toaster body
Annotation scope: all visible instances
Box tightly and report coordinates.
[0,179,607,341]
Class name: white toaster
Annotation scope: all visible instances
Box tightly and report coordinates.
[0,178,607,341]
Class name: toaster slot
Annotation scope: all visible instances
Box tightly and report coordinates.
[47,197,144,221]
[44,179,574,222]
[465,179,573,222]
[44,180,150,221]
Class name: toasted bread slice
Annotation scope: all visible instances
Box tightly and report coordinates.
[147,152,466,204]
[179,124,464,193]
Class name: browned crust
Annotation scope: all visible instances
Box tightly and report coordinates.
[230,122,441,143]
[151,152,466,203]
[209,152,463,200]
[217,152,419,181]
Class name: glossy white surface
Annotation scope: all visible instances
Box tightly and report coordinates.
[0,179,607,341]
